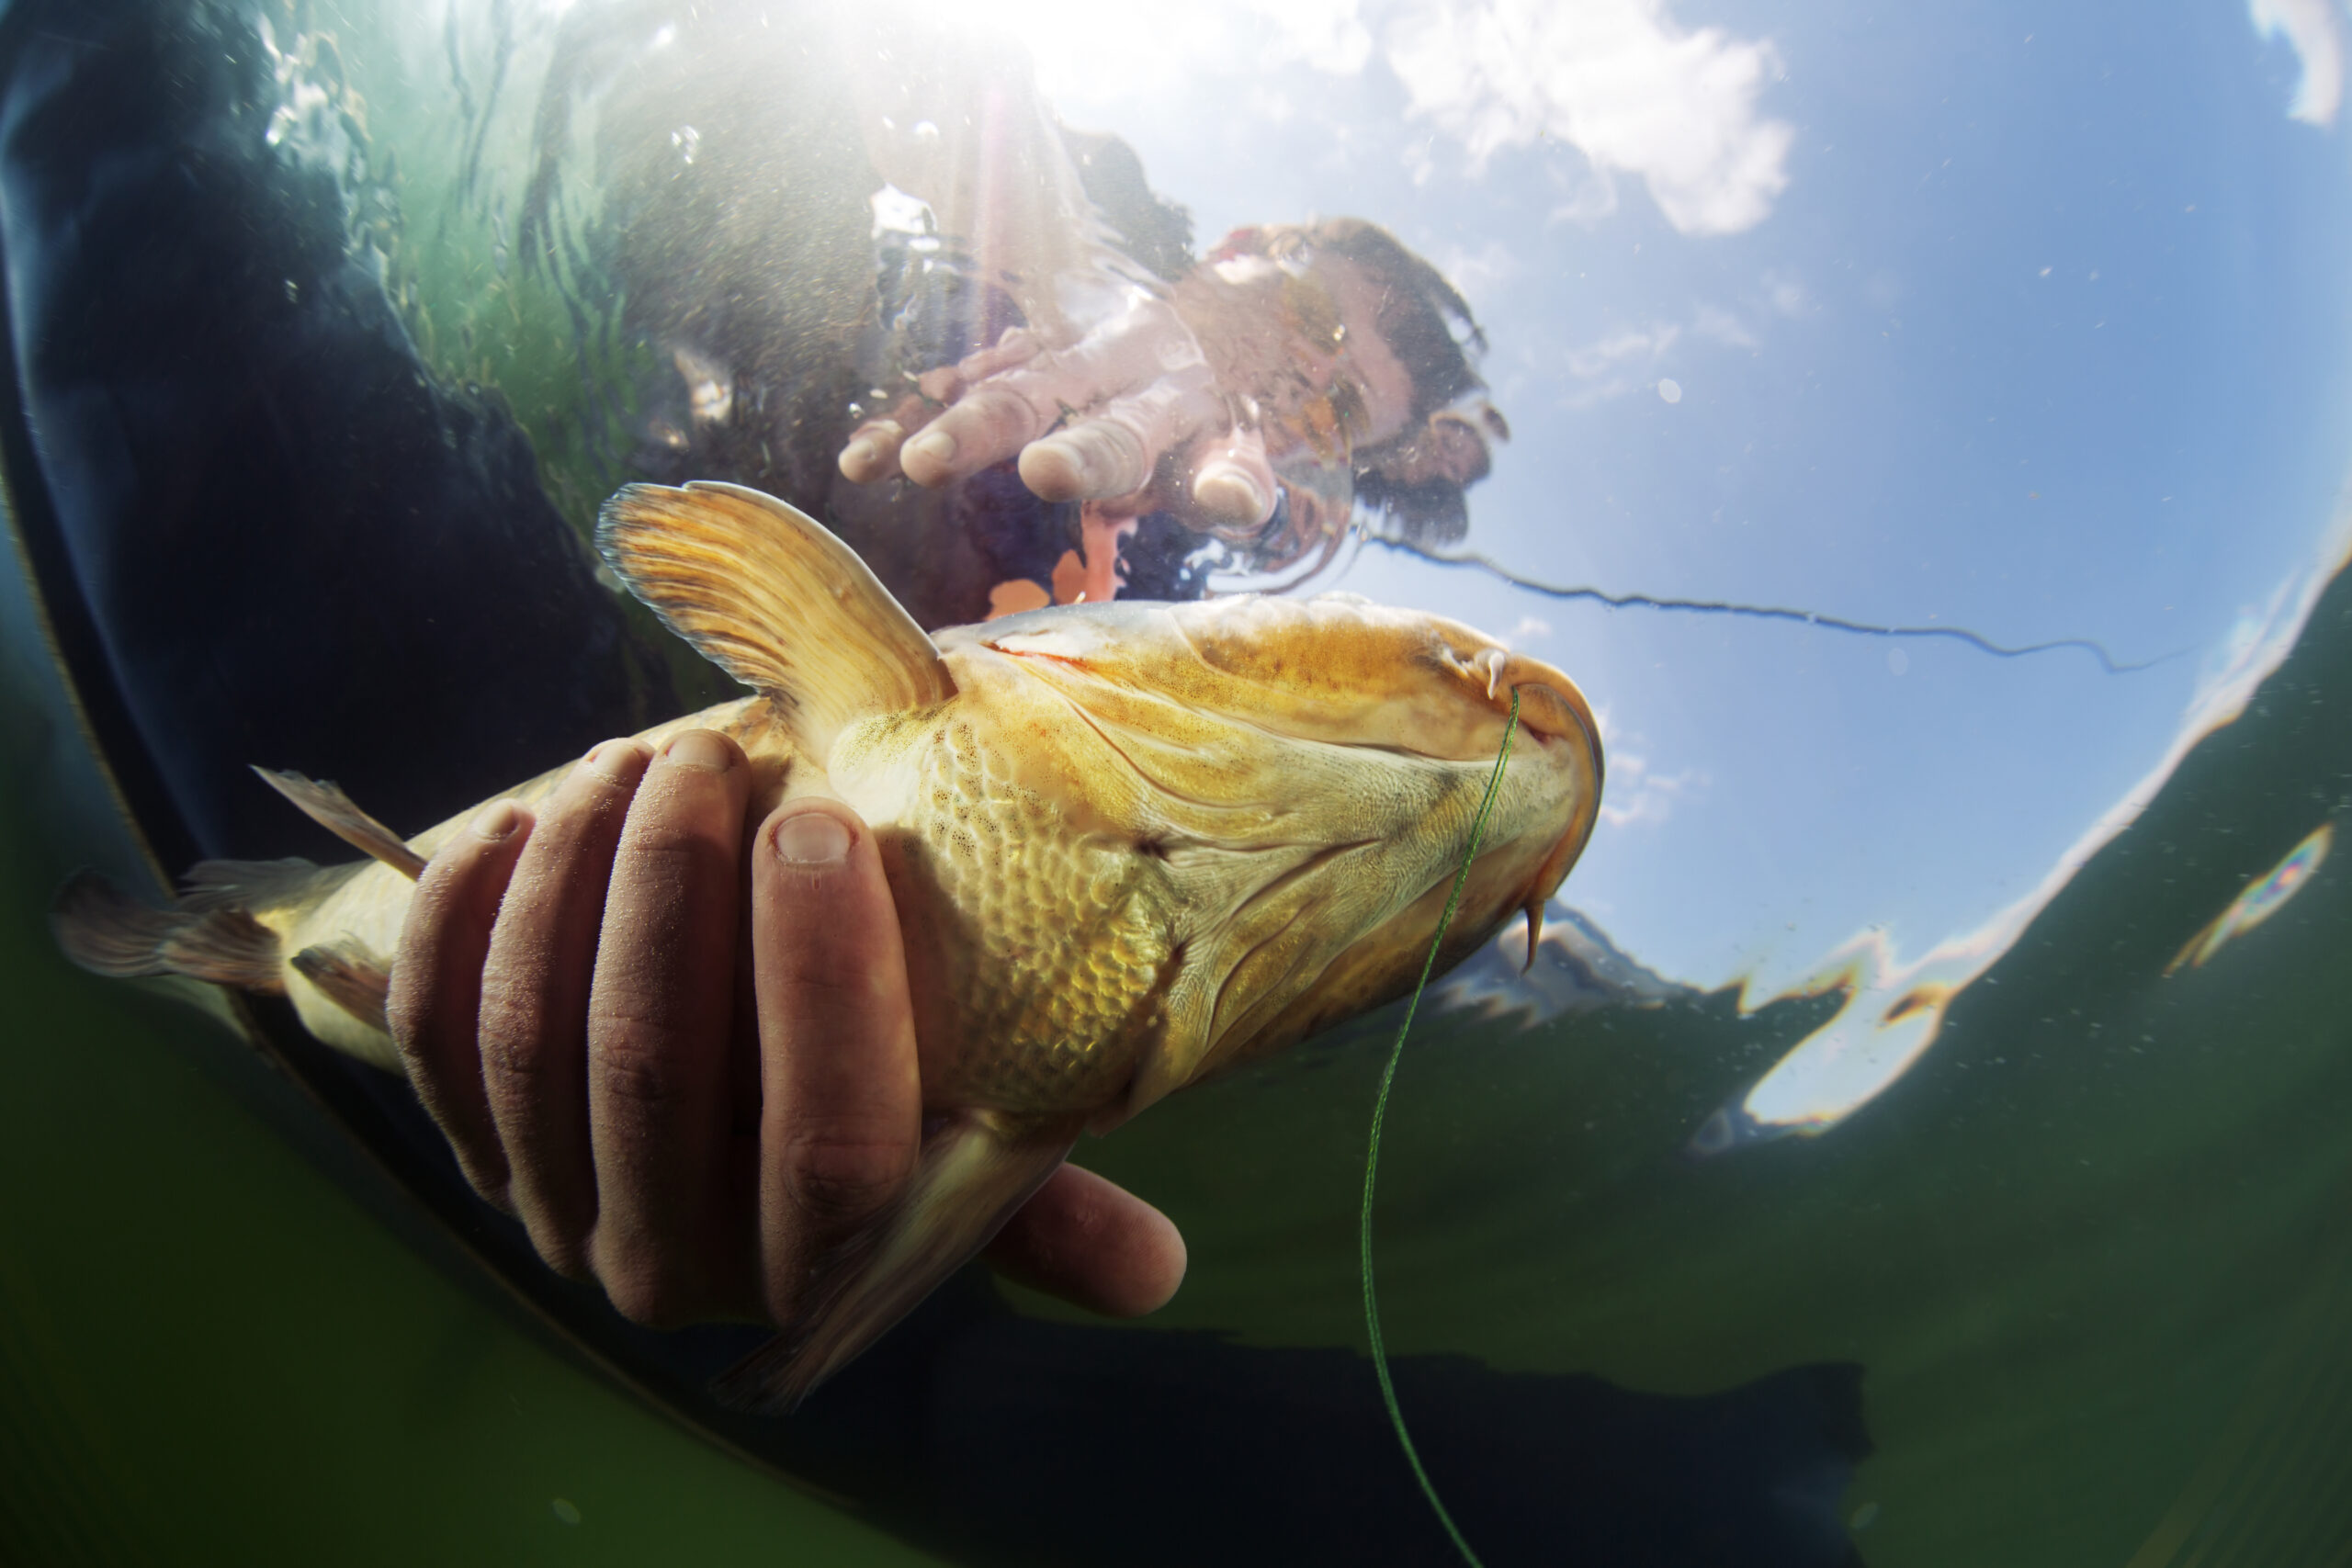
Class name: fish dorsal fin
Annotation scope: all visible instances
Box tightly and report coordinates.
[597,482,956,758]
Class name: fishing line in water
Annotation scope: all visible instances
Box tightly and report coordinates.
[1370,538,2171,674]
[1360,685,1520,1568]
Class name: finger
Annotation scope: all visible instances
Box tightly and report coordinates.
[584,729,755,1326]
[477,738,652,1275]
[901,316,1188,489]
[951,327,1044,387]
[983,1163,1188,1317]
[838,419,906,483]
[1185,423,1277,530]
[1019,371,1222,503]
[899,382,1057,488]
[750,800,922,1326]
[387,797,537,1203]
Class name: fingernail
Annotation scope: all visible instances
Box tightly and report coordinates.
[1194,464,1269,524]
[903,430,956,471]
[664,728,736,773]
[470,798,521,841]
[840,438,876,474]
[774,810,853,868]
[1017,438,1086,502]
[586,739,649,785]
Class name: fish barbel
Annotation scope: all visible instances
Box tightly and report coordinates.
[55,481,1602,1406]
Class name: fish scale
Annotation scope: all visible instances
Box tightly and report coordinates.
[909,715,1173,1111]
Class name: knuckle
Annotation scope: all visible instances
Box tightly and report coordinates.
[592,1029,680,1108]
[785,1126,914,1223]
[474,979,558,1084]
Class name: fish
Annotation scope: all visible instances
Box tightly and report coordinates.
[52,480,1603,1408]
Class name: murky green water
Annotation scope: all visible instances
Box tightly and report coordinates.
[6,0,2351,1562]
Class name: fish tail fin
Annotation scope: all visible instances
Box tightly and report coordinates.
[252,767,427,879]
[51,870,288,991]
[712,1109,1087,1413]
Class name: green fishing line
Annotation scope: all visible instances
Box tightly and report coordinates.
[1360,685,1520,1568]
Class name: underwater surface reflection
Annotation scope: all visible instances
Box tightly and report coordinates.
[2,0,2350,1563]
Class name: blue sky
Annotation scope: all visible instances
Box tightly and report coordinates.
[959,0,2352,998]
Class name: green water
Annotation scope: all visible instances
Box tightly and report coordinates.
[1063,570,2352,1563]
[10,547,2348,1565]
[6,1,2352,1559]
[0,684,940,1563]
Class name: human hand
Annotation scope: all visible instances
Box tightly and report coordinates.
[387,728,1187,1330]
[837,292,1280,534]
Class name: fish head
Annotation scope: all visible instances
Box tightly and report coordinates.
[595,481,1601,1124]
[919,591,1603,1119]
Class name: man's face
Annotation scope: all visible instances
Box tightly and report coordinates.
[1315,254,1418,447]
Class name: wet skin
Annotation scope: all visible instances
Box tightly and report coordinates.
[389,728,1187,1333]
[837,252,1419,534]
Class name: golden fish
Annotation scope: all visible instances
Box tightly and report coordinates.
[55,482,1602,1406]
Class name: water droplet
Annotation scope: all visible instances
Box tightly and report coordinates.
[1887,647,1909,676]
[552,1499,582,1526]
[1657,378,1682,404]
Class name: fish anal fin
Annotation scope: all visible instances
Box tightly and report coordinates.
[291,942,392,1034]
[596,481,956,761]
[711,1109,1085,1412]
[253,768,426,880]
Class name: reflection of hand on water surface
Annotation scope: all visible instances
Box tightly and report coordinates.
[839,292,1282,534]
[387,728,1187,1331]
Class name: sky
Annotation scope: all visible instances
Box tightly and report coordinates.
[910,0,2352,1005]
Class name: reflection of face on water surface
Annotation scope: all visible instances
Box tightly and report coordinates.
[504,3,1504,631]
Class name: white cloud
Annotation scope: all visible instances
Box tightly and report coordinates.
[1252,0,1375,73]
[1690,302,1758,349]
[1435,238,1521,307]
[1509,615,1552,642]
[1568,322,1679,379]
[1586,707,1706,829]
[1557,298,1764,403]
[2250,0,2346,126]
[1384,0,1793,235]
[1560,322,1679,407]
[1597,749,1709,829]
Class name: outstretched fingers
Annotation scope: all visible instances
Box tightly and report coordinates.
[869,298,1222,506]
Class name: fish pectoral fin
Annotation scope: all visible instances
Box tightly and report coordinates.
[252,768,427,880]
[291,942,392,1034]
[597,481,956,760]
[711,1109,1086,1414]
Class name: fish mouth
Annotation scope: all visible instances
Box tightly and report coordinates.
[1460,646,1606,946]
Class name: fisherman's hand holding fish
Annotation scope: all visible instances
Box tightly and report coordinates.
[57,480,1601,1409]
[386,728,1187,1333]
